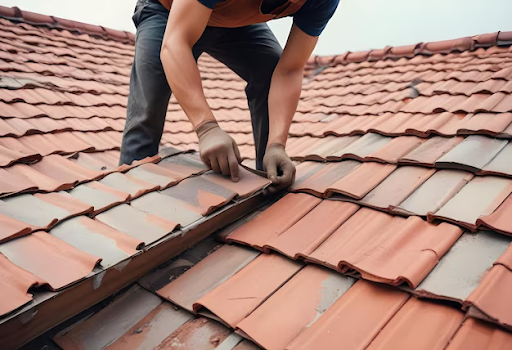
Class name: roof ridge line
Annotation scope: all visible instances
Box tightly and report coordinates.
[307,31,512,68]
[0,5,135,45]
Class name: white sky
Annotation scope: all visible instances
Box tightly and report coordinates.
[2,0,512,55]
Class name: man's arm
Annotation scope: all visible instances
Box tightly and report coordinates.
[160,0,241,181]
[263,24,318,192]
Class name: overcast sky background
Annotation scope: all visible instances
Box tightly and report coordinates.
[2,0,512,55]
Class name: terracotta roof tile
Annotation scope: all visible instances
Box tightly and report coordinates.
[237,265,355,350]
[446,318,512,350]
[359,166,436,210]
[193,253,303,327]
[287,280,409,350]
[415,231,511,303]
[366,297,464,350]
[226,193,322,250]
[202,167,271,198]
[326,162,396,199]
[465,264,512,331]
[393,170,473,216]
[49,216,143,268]
[399,136,464,166]
[0,252,41,316]
[291,161,361,196]
[129,192,202,227]
[67,181,130,215]
[98,172,158,200]
[436,135,508,171]
[0,231,100,290]
[157,245,259,312]
[160,176,237,216]
[309,208,462,287]
[266,201,359,259]
[429,176,512,230]
[95,203,179,245]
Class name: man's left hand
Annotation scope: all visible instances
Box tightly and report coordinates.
[263,144,296,194]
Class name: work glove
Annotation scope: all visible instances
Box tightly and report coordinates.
[196,120,242,182]
[263,143,296,194]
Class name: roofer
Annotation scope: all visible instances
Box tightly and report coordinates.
[119,0,339,192]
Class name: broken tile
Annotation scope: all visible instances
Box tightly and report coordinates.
[436,135,508,172]
[465,265,512,331]
[0,231,101,290]
[96,204,179,244]
[194,254,303,327]
[99,172,159,199]
[54,285,163,349]
[157,245,259,312]
[50,216,143,268]
[0,253,42,316]
[266,201,359,259]
[130,192,202,227]
[161,176,237,215]
[430,176,512,230]
[291,161,361,197]
[309,209,462,287]
[155,317,231,350]
[67,181,131,215]
[399,136,464,166]
[446,318,512,350]
[237,266,355,350]
[415,231,512,303]
[287,280,410,350]
[359,166,436,210]
[226,193,322,251]
[393,170,473,216]
[366,298,464,350]
[104,302,193,350]
[202,167,271,198]
[326,162,396,199]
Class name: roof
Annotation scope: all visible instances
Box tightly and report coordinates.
[0,4,512,349]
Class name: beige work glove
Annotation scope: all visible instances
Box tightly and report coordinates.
[263,144,296,194]
[196,120,241,182]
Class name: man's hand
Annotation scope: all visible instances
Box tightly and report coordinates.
[263,144,296,194]
[196,121,242,182]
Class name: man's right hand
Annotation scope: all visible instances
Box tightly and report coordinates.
[196,120,242,182]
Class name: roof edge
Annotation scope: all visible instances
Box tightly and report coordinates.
[307,31,512,68]
[0,5,135,44]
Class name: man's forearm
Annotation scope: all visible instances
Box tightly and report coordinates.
[160,39,215,129]
[267,66,303,147]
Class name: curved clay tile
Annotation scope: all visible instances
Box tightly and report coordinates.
[0,253,43,316]
[0,231,101,290]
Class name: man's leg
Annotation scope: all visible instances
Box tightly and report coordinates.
[204,24,282,170]
[119,2,203,165]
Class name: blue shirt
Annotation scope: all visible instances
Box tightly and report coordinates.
[199,0,339,37]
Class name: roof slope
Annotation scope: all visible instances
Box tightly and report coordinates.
[1,4,512,349]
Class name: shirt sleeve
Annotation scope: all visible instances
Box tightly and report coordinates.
[292,0,340,37]
[197,0,223,9]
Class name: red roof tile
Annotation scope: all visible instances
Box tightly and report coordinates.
[366,297,464,350]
